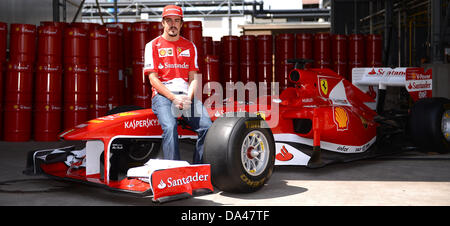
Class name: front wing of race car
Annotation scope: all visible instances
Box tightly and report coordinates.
[24,139,213,203]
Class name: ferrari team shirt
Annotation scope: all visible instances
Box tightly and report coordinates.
[144,35,199,97]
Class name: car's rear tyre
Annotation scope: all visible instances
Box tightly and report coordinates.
[203,116,275,193]
[409,97,450,153]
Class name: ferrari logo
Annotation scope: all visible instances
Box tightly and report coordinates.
[320,79,328,95]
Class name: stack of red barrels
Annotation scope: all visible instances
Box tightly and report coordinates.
[221,35,240,93]
[0,18,386,142]
[63,24,89,130]
[4,24,36,141]
[202,36,220,103]
[106,26,122,110]
[275,33,295,91]
[131,22,152,108]
[201,32,383,95]
[295,33,313,68]
[331,34,348,77]
[313,32,331,69]
[34,24,63,141]
[0,22,7,139]
[257,35,273,96]
[114,22,133,106]
[182,21,204,75]
[239,35,256,103]
[87,26,109,119]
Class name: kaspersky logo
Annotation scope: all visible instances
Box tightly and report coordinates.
[156,172,209,189]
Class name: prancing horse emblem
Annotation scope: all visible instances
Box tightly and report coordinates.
[320,79,328,95]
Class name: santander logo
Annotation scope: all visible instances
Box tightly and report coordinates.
[157,180,166,189]
[276,145,294,161]
[156,172,209,190]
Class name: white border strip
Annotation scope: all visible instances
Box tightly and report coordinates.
[273,133,376,153]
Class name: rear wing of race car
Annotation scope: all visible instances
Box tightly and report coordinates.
[351,67,432,112]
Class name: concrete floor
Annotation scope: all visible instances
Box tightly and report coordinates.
[0,140,449,206]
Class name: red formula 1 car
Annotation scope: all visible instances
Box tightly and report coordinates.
[25,59,450,199]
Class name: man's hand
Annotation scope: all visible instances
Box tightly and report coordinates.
[172,95,191,110]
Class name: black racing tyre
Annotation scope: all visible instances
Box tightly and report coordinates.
[203,116,275,193]
[106,105,144,116]
[409,97,450,153]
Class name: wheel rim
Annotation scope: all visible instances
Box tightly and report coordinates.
[442,109,450,142]
[240,130,270,176]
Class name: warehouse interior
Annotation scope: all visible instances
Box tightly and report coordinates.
[0,0,448,141]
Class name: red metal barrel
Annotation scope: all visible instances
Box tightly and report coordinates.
[37,25,62,65]
[118,22,133,105]
[221,35,239,86]
[203,55,220,102]
[0,22,7,64]
[132,60,151,108]
[3,62,34,141]
[295,33,313,68]
[131,22,150,107]
[108,65,121,110]
[0,23,6,138]
[148,21,161,41]
[71,22,98,33]
[89,26,108,67]
[63,64,89,130]
[40,21,67,31]
[239,35,256,84]
[106,27,120,64]
[313,32,331,69]
[348,34,366,81]
[366,34,382,67]
[0,64,3,139]
[182,21,204,73]
[115,22,133,69]
[9,24,36,64]
[64,27,88,65]
[212,40,221,57]
[88,65,109,119]
[275,33,294,91]
[131,22,149,62]
[108,22,132,105]
[202,36,213,57]
[348,34,365,62]
[106,27,122,109]
[34,63,62,141]
[256,35,273,87]
[331,34,348,79]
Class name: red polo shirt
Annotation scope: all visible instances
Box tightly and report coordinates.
[144,36,199,97]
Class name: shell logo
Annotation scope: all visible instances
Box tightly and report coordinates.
[333,106,349,131]
[159,49,166,56]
